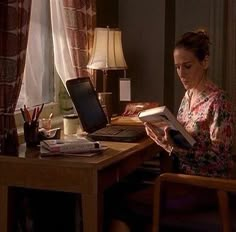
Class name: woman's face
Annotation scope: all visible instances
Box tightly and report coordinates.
[173,48,208,90]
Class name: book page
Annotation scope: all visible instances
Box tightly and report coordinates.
[145,115,174,133]
[138,106,196,148]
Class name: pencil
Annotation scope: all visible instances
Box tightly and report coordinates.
[35,103,44,121]
[20,108,26,121]
[24,105,31,122]
[31,107,36,122]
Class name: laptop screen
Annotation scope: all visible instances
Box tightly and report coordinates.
[66,77,108,133]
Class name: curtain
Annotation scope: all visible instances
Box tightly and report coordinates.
[21,0,53,108]
[50,0,96,87]
[0,0,32,154]
[224,0,236,153]
[224,0,236,110]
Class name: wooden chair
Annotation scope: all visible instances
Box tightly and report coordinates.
[152,173,236,232]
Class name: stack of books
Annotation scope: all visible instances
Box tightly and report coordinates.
[40,137,106,157]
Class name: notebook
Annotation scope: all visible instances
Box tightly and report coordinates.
[66,77,146,142]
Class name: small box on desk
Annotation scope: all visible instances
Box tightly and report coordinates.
[38,128,61,141]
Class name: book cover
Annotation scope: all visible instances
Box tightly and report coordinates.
[41,137,100,153]
[138,106,196,149]
[40,145,107,157]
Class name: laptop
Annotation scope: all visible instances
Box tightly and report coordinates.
[66,77,146,142]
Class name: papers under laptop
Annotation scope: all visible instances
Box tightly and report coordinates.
[66,77,146,142]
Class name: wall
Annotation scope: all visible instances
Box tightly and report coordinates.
[118,0,224,114]
[174,0,224,113]
[118,0,166,104]
[96,0,120,113]
[174,0,213,112]
[96,0,118,27]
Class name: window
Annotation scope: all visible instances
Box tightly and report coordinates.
[16,0,62,127]
[17,0,54,110]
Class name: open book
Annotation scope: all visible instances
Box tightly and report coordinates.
[138,106,196,149]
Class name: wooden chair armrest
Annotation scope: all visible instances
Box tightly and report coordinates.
[152,173,235,232]
[155,173,236,192]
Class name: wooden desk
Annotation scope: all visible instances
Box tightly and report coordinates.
[0,138,159,232]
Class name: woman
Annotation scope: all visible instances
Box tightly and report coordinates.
[107,30,234,232]
[146,30,234,177]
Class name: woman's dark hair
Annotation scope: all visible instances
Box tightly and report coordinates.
[175,30,210,61]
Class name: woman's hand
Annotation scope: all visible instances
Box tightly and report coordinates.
[144,122,186,155]
[122,102,159,116]
[144,122,174,153]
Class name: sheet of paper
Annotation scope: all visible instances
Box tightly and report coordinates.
[119,78,131,101]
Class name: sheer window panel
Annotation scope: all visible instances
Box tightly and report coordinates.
[15,0,61,129]
[17,0,53,109]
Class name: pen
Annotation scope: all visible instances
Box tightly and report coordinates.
[35,103,44,121]
[35,107,39,119]
[31,107,36,122]
[49,113,53,120]
[24,105,31,122]
[20,108,26,121]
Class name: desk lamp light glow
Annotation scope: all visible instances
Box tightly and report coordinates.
[87,27,128,92]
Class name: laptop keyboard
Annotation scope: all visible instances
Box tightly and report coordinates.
[89,125,146,142]
[94,126,126,135]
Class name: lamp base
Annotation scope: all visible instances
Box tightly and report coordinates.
[98,92,113,122]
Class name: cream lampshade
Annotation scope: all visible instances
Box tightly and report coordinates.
[87,27,128,92]
[87,27,127,120]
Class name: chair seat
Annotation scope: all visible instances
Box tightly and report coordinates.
[161,208,236,231]
[160,209,221,232]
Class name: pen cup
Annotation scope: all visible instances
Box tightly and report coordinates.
[24,121,39,147]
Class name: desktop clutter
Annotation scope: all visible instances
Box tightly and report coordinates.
[40,113,107,157]
[20,104,61,148]
[20,101,159,155]
[21,104,105,156]
[63,114,81,135]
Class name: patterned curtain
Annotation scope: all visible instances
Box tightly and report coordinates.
[62,0,96,77]
[224,0,236,110]
[0,0,32,154]
[224,0,236,153]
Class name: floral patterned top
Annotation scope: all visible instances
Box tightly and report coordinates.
[177,82,234,177]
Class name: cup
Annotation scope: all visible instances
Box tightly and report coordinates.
[24,121,39,147]
[98,92,112,122]
[63,114,80,135]
[39,118,52,130]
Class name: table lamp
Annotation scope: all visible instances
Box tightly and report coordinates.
[87,27,127,91]
[87,27,127,119]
